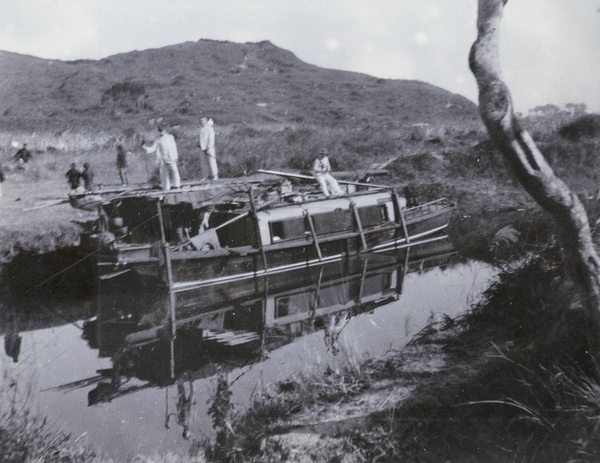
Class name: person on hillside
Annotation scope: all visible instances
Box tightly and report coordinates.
[13,143,32,169]
[65,163,81,192]
[197,117,218,180]
[81,162,95,192]
[312,148,343,197]
[143,125,181,190]
[116,145,129,185]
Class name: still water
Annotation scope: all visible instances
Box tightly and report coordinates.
[1,242,497,459]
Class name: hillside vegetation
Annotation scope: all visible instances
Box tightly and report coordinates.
[0,39,477,134]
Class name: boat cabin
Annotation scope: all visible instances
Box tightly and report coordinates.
[93,182,404,254]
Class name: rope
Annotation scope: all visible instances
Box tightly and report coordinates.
[24,212,160,296]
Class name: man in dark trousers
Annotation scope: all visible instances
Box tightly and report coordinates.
[116,145,129,184]
[81,163,95,192]
[65,163,81,192]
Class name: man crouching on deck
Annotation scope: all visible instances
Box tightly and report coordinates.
[313,148,343,197]
[142,125,181,190]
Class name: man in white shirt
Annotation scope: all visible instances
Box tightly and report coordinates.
[313,148,343,197]
[143,126,181,190]
[197,117,218,180]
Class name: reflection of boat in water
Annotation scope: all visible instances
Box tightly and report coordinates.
[71,173,453,322]
[70,238,457,405]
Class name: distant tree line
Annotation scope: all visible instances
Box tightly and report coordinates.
[529,103,587,117]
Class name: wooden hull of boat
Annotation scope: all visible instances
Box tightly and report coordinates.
[95,202,451,284]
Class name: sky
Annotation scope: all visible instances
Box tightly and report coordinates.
[1,0,599,113]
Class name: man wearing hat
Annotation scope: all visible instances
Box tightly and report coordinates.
[312,148,343,197]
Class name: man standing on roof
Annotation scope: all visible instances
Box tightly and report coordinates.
[312,148,343,197]
[143,125,181,190]
[197,116,218,180]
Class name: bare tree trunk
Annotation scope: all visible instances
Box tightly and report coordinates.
[469,1,600,331]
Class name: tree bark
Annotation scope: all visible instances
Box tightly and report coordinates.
[469,1,600,328]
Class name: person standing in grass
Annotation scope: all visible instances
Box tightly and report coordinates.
[81,163,95,192]
[116,145,129,185]
[312,148,343,197]
[197,117,218,180]
[65,162,81,193]
[13,143,31,169]
[0,166,4,197]
[143,125,181,190]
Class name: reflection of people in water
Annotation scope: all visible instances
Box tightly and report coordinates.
[323,312,349,356]
[165,381,195,440]
[4,331,22,363]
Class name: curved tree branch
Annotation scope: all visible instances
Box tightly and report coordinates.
[470,0,600,324]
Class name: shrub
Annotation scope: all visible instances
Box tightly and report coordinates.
[558,114,600,141]
[101,82,147,110]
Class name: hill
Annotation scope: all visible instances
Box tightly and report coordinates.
[0,39,478,131]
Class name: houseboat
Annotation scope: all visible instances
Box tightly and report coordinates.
[70,172,454,321]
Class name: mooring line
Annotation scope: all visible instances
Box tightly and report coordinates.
[23,213,161,296]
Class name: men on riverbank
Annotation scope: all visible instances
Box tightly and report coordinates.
[116,145,129,185]
[65,163,81,193]
[143,126,181,190]
[81,163,95,192]
[14,143,32,169]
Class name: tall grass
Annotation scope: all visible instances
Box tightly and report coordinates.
[2,120,488,182]
[0,129,127,157]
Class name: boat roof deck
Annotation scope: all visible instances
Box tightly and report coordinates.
[71,174,392,210]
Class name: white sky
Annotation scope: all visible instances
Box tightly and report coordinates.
[1,0,599,113]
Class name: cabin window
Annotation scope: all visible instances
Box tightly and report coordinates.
[270,217,307,243]
[213,212,256,247]
[358,205,388,228]
[361,273,393,297]
[312,209,354,235]
[317,285,348,308]
[275,294,311,318]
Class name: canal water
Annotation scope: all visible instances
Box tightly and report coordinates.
[0,242,497,459]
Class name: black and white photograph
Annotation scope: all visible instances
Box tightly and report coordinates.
[1,1,600,461]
